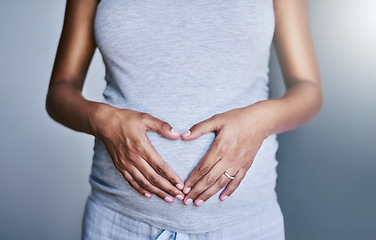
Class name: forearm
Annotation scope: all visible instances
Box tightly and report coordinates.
[45,81,109,137]
[250,79,322,137]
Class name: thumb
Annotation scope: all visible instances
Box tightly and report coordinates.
[181,114,222,141]
[143,114,181,140]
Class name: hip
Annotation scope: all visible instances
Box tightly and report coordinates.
[82,194,285,239]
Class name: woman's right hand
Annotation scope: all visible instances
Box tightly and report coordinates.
[90,104,185,203]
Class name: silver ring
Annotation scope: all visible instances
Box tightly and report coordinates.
[223,171,235,180]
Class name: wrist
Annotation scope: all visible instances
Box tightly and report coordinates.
[87,102,116,139]
[246,100,280,138]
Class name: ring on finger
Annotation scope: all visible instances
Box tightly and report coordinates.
[223,171,235,180]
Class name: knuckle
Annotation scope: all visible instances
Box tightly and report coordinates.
[234,178,243,186]
[190,123,199,131]
[211,114,219,120]
[132,141,145,152]
[189,190,200,199]
[156,163,168,175]
[216,148,225,157]
[137,180,149,189]
[211,113,223,122]
[128,179,138,188]
[161,122,170,131]
[139,112,151,121]
[113,162,124,171]
[197,165,209,175]
[166,188,177,196]
[113,161,120,169]
[217,179,228,189]
[126,151,138,161]
[216,144,229,156]
[227,183,239,193]
[200,194,211,201]
[206,176,216,185]
[226,189,235,196]
[148,174,160,186]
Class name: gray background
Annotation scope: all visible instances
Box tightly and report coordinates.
[0,0,375,239]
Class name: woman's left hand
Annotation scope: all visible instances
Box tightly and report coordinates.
[181,102,272,206]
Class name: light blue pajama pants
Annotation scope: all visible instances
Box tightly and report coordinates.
[82,196,285,240]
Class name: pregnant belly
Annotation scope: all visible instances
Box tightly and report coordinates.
[90,129,279,230]
[95,84,276,190]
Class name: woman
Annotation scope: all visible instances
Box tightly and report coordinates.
[46,0,322,239]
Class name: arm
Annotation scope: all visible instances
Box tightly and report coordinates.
[261,0,322,134]
[181,0,322,206]
[46,0,99,134]
[46,0,185,203]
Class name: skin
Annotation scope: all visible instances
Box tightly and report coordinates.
[46,0,322,206]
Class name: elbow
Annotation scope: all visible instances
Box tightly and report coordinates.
[318,92,324,113]
[45,89,55,120]
[45,80,69,121]
[312,80,324,118]
[45,83,61,121]
[316,79,324,114]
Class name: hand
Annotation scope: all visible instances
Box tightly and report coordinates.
[91,105,185,203]
[180,104,271,206]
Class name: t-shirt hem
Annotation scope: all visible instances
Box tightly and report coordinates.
[89,189,278,234]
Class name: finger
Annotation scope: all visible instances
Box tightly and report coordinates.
[219,168,247,201]
[181,114,223,140]
[141,138,185,190]
[141,113,181,140]
[120,169,153,199]
[193,173,232,207]
[127,166,179,203]
[184,160,235,206]
[182,137,222,195]
[131,155,185,201]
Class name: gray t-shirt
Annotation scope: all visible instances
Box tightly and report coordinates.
[90,0,279,233]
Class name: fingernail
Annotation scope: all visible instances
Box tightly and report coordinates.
[176,183,184,190]
[164,196,174,203]
[185,198,193,206]
[220,195,228,201]
[195,199,204,206]
[176,195,184,201]
[182,130,191,138]
[183,187,191,194]
[145,192,153,198]
[170,128,180,137]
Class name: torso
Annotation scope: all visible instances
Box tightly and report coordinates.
[90,0,280,233]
